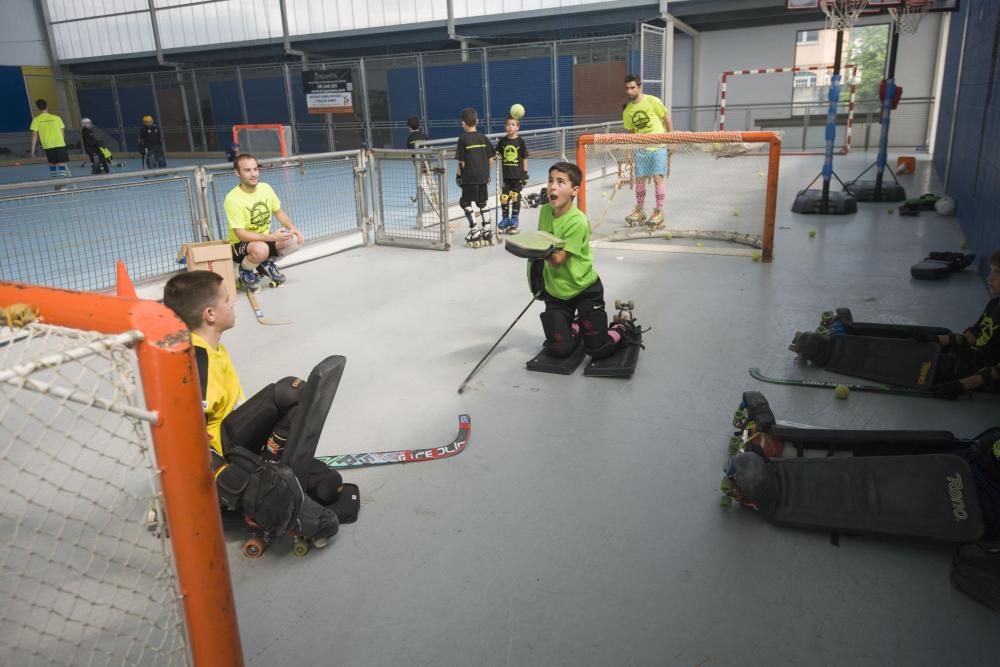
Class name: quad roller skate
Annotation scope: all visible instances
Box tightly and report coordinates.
[609,299,644,346]
[257,260,286,288]
[481,221,496,247]
[464,225,484,248]
[508,214,520,235]
[625,207,647,227]
[646,208,665,230]
[497,215,511,235]
[816,307,853,335]
[241,517,332,558]
[238,267,262,293]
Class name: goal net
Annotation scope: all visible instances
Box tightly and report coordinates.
[233,124,293,158]
[0,285,242,666]
[577,131,781,260]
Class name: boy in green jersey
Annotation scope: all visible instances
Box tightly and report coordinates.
[535,161,639,359]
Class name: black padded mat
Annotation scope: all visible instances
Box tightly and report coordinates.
[526,342,586,375]
[583,343,640,378]
[826,336,939,388]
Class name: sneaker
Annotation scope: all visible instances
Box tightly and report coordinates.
[239,267,262,292]
[647,208,665,229]
[610,319,643,347]
[625,207,647,227]
[257,260,286,286]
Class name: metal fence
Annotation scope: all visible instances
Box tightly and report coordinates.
[0,152,368,293]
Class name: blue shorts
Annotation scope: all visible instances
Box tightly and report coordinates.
[633,148,668,178]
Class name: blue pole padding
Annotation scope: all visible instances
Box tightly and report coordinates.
[876,78,895,172]
[822,74,841,182]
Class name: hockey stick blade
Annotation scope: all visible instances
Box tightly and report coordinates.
[315,414,471,469]
[749,367,928,397]
[246,290,289,326]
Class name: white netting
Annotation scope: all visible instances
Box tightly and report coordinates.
[583,132,777,254]
[889,0,932,34]
[235,125,291,157]
[820,0,870,31]
[0,314,188,666]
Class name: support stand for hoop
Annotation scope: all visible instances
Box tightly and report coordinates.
[792,28,857,215]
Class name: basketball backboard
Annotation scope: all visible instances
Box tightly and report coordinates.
[786,1,959,11]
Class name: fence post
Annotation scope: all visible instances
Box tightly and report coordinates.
[552,42,559,127]
[482,48,491,133]
[235,67,249,124]
[111,75,127,152]
[282,64,299,155]
[150,73,165,152]
[190,70,208,152]
[194,166,212,240]
[359,58,373,149]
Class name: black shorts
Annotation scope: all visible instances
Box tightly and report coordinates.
[231,240,278,265]
[44,147,69,165]
[460,184,489,207]
[502,178,524,194]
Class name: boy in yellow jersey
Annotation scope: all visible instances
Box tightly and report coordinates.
[28,99,69,183]
[533,162,641,360]
[622,74,672,228]
[163,271,350,549]
[223,153,305,291]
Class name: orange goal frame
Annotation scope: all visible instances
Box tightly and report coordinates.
[576,131,781,262]
[0,281,244,667]
[233,123,290,157]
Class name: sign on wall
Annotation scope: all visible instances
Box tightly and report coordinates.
[302,71,353,114]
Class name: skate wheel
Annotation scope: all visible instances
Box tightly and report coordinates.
[720,478,733,493]
[720,495,733,509]
[624,299,635,310]
[815,325,829,336]
[728,435,743,455]
[243,537,266,558]
[614,299,623,310]
[820,310,835,325]
[732,409,748,428]
[292,541,310,557]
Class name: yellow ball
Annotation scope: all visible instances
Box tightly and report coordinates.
[808,228,817,238]
[960,240,969,250]
[751,252,762,262]
[732,209,740,217]
[664,232,672,240]
[696,242,704,247]
[835,384,850,400]
[509,104,525,119]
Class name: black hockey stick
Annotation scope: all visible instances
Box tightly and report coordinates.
[315,414,471,469]
[457,294,539,394]
[749,367,929,397]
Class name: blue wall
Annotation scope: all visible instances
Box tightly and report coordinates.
[0,66,31,134]
[934,2,1000,272]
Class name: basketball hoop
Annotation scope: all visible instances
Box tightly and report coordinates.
[889,0,932,34]
[820,0,870,32]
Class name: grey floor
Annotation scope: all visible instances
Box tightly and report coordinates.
[218,151,998,666]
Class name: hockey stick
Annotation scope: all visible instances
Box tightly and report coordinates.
[457,294,538,394]
[246,290,289,326]
[315,414,471,469]
[749,367,929,397]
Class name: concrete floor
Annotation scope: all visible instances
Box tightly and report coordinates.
[219,151,999,666]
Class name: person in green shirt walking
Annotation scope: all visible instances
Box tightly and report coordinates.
[29,99,69,182]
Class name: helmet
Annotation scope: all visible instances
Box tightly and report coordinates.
[142,115,153,123]
[81,117,92,126]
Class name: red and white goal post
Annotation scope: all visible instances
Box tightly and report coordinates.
[233,124,293,158]
[0,283,243,666]
[718,64,857,155]
[577,131,781,262]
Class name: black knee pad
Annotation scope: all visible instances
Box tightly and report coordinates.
[540,310,578,358]
[273,376,303,411]
[304,459,344,505]
[578,306,618,359]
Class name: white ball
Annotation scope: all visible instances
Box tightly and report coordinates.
[934,196,956,216]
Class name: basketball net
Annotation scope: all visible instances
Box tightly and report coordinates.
[820,0,870,32]
[889,0,932,34]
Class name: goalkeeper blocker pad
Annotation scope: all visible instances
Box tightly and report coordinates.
[504,230,564,260]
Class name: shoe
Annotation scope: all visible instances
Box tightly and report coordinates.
[257,260,286,286]
[239,267,262,292]
[647,208,665,229]
[625,207,647,227]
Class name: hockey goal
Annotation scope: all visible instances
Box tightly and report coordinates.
[0,283,242,666]
[577,131,781,261]
[233,124,292,157]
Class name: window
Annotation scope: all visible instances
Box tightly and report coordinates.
[797,29,820,44]
[793,72,817,88]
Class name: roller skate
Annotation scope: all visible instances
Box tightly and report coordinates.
[242,517,272,558]
[816,307,853,335]
[788,330,832,365]
[238,267,262,293]
[608,299,643,347]
[497,214,511,235]
[508,214,520,235]
[646,208,665,230]
[625,206,647,227]
[465,225,483,248]
[257,260,286,288]
[481,220,495,246]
